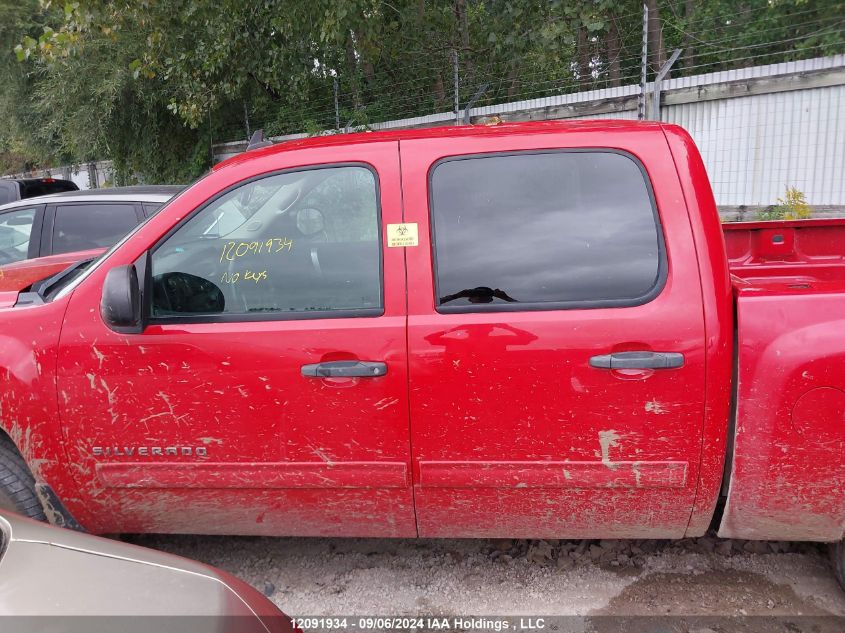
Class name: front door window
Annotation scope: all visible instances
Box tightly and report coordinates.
[150,165,382,318]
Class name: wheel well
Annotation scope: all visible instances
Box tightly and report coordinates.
[0,426,46,521]
[0,427,27,463]
[0,425,84,531]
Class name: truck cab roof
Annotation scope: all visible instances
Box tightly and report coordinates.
[214,119,667,172]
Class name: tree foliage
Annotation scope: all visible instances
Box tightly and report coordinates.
[2,0,843,181]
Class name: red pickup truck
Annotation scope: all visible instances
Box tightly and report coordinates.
[1,121,843,582]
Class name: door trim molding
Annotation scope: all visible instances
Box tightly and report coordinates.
[417,460,688,489]
[97,461,409,489]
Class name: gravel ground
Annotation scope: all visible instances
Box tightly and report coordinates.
[129,533,845,631]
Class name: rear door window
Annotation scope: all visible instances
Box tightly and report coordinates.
[429,151,664,311]
[0,207,38,265]
[52,203,139,255]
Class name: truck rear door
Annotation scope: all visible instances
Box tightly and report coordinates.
[401,127,708,538]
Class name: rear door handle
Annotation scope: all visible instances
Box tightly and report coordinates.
[301,360,387,378]
[589,351,684,370]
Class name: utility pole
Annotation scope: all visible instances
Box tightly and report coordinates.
[453,49,460,125]
[333,78,340,130]
[209,111,214,165]
[638,4,649,121]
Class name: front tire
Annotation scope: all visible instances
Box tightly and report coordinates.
[0,435,46,520]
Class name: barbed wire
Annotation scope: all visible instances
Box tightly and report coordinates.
[665,2,841,31]
[664,15,843,49]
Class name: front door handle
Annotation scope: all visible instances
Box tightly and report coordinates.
[589,351,684,370]
[301,360,387,378]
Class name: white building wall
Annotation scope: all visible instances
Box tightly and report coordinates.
[663,84,845,206]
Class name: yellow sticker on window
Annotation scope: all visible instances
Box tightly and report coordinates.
[387,223,419,248]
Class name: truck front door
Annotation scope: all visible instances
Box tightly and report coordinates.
[401,130,708,538]
[57,142,415,536]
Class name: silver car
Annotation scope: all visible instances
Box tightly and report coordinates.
[0,511,294,632]
[0,185,182,266]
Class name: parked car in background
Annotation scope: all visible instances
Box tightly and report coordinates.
[0,184,182,271]
[0,509,293,631]
[0,177,78,204]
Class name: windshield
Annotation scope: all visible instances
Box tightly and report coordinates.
[49,213,152,301]
[177,172,317,242]
[38,257,100,301]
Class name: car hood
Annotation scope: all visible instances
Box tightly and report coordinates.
[0,512,289,629]
[0,248,106,307]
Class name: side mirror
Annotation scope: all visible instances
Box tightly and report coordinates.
[101,265,142,332]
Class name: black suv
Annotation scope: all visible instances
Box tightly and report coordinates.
[0,178,79,205]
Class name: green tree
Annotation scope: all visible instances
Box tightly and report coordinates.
[4,0,844,180]
[0,0,62,173]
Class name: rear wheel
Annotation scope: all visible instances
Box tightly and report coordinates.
[830,541,845,591]
[0,435,46,520]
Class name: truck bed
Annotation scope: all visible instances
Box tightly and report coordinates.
[724,217,845,287]
[719,218,845,541]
